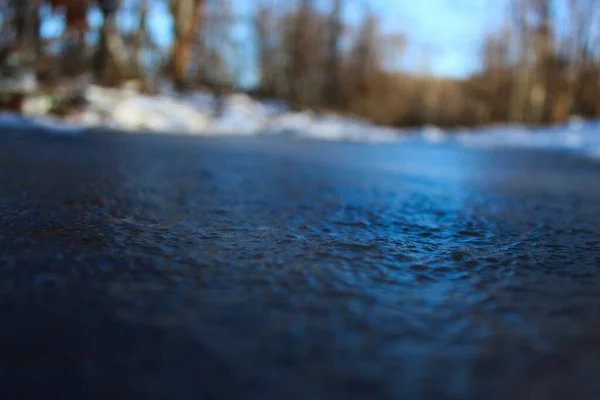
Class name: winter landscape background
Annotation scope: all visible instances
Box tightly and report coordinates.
[2,0,600,160]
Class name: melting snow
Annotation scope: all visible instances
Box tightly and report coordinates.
[1,85,600,159]
[0,112,81,136]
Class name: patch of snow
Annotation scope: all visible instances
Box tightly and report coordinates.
[4,83,600,160]
[22,95,54,116]
[0,71,38,93]
[451,122,600,159]
[74,85,403,142]
[0,111,84,136]
[565,115,586,131]
[421,125,446,144]
[31,115,85,136]
[262,112,401,142]
[0,112,30,128]
[111,95,211,133]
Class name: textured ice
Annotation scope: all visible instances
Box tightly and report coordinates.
[2,134,600,398]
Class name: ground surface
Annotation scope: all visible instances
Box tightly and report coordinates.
[1,129,600,399]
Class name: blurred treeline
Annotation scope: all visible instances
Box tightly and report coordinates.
[1,0,599,127]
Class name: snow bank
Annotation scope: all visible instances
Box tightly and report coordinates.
[2,84,600,160]
[452,119,600,160]
[77,85,401,141]
[0,112,83,136]
[261,112,401,142]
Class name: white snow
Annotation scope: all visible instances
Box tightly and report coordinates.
[0,112,83,136]
[0,71,38,93]
[76,85,404,141]
[1,84,600,160]
[0,112,30,128]
[453,120,600,160]
[31,115,84,136]
[421,125,447,144]
[21,95,54,116]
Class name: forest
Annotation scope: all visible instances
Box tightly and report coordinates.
[1,0,600,128]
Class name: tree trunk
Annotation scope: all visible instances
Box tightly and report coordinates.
[12,0,41,68]
[256,5,275,95]
[133,0,149,78]
[323,0,342,108]
[169,0,204,91]
[509,0,530,122]
[290,0,312,108]
[95,0,118,84]
[171,37,193,89]
[14,0,28,46]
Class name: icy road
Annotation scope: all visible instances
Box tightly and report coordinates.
[1,129,600,399]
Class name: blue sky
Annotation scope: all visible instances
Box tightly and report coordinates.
[368,0,510,77]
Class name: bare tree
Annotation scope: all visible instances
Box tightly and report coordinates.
[289,0,313,107]
[530,0,555,122]
[132,0,149,78]
[169,0,205,90]
[345,10,381,113]
[94,0,124,83]
[204,0,235,115]
[2,0,43,69]
[256,2,277,95]
[508,0,532,122]
[323,0,343,108]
